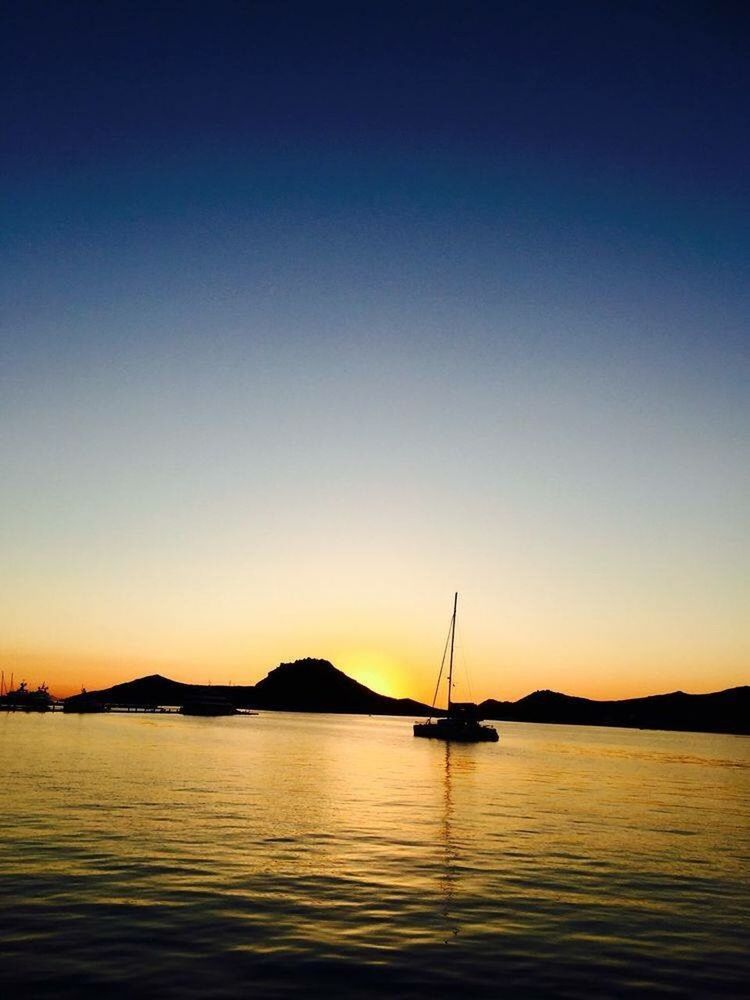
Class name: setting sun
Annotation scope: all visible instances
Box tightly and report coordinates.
[336,649,407,700]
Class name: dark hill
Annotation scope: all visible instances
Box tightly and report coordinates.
[66,664,749,733]
[252,657,432,715]
[480,686,750,734]
[81,674,194,706]
[67,673,257,709]
[72,660,435,716]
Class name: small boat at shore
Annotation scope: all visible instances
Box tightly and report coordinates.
[63,689,109,713]
[414,593,499,743]
[180,693,237,716]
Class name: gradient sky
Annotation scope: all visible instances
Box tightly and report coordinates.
[2,2,748,701]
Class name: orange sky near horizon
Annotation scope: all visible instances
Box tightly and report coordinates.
[2,586,746,703]
[3,1,749,722]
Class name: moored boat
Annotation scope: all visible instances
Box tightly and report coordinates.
[63,689,109,713]
[180,694,237,716]
[414,593,499,743]
[0,680,55,712]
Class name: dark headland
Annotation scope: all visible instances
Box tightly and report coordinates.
[65,659,434,717]
[63,658,750,735]
[480,687,749,736]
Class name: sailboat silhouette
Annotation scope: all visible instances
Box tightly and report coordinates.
[414,593,499,742]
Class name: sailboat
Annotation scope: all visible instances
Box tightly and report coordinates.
[413,593,499,743]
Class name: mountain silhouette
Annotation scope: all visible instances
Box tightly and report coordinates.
[64,661,749,734]
[68,659,435,716]
[480,686,750,734]
[252,657,431,714]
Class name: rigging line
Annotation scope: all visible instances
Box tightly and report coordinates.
[430,616,454,712]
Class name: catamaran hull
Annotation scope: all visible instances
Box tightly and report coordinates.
[413,722,499,742]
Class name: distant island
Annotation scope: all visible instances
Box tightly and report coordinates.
[480,687,749,736]
[62,658,750,735]
[64,658,435,717]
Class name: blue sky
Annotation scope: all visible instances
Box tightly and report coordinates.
[2,2,747,697]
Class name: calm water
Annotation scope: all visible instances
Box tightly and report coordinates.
[0,712,748,998]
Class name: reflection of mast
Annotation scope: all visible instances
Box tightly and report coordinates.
[439,741,459,942]
[437,740,477,942]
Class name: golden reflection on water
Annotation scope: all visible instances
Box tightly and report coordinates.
[439,742,463,945]
[0,712,748,999]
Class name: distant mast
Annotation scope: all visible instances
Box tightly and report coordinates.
[447,592,458,714]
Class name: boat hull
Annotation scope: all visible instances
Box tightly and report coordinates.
[413,721,499,742]
[180,705,238,718]
[63,700,108,713]
[180,703,237,716]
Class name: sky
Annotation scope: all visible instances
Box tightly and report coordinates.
[2,1,748,702]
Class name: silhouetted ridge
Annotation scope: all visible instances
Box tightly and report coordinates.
[253,658,430,714]
[67,666,749,733]
[66,673,257,709]
[71,658,435,716]
[480,685,750,734]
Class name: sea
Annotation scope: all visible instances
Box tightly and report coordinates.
[1,712,748,999]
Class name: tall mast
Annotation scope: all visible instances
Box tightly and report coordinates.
[447,591,458,714]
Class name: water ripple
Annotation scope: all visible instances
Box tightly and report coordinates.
[0,714,748,997]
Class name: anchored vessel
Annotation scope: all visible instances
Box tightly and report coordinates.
[0,679,55,712]
[180,693,237,716]
[413,593,499,743]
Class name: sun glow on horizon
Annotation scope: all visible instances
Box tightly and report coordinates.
[335,649,410,701]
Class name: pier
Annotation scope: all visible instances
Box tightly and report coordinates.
[2,703,257,715]
[0,702,180,713]
[106,704,180,713]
